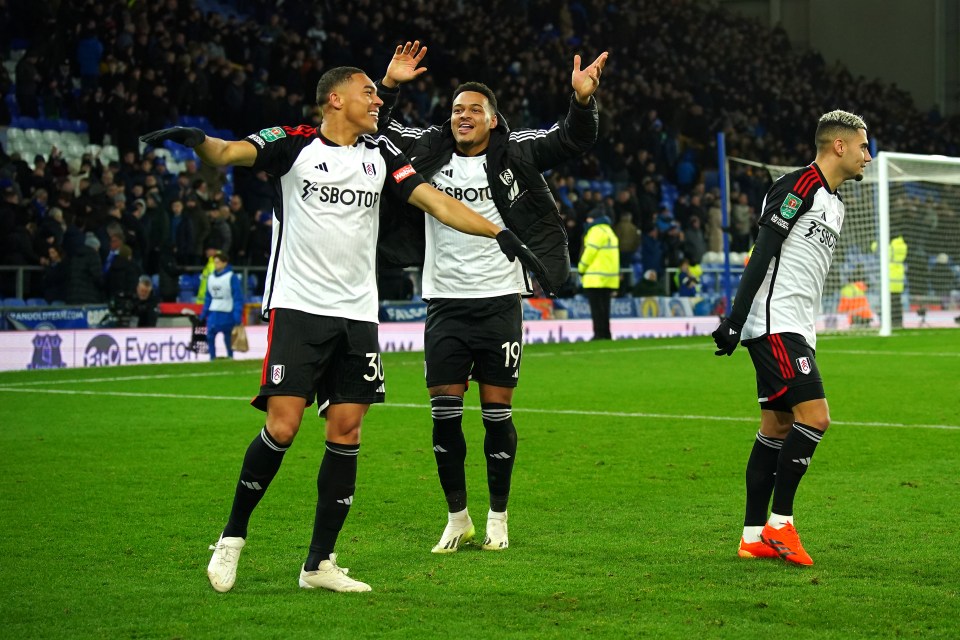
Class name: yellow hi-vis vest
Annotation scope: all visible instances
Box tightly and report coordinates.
[578,223,620,289]
[890,236,907,294]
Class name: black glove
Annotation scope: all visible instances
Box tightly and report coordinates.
[495,230,552,293]
[140,126,206,148]
[712,316,742,356]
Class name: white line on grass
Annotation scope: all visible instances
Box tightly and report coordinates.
[1,386,957,431]
[0,371,236,387]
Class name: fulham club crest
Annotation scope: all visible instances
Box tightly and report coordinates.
[795,357,811,375]
[271,364,285,384]
[363,162,376,177]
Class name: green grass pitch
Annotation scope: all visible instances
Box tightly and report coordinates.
[1,330,958,639]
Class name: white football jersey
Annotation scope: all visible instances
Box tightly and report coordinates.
[246,125,423,323]
[421,154,529,299]
[742,163,843,349]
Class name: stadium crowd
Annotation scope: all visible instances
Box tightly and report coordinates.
[2,0,959,304]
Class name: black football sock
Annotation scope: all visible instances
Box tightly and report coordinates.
[431,395,467,512]
[223,427,288,539]
[481,403,517,513]
[305,442,359,571]
[771,422,823,518]
[744,431,783,526]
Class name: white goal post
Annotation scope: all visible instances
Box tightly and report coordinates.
[726,151,960,336]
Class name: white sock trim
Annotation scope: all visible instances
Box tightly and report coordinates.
[768,512,794,529]
[742,525,764,543]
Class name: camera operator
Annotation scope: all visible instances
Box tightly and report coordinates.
[132,275,160,327]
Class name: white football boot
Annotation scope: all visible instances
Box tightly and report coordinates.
[207,535,246,592]
[298,554,372,592]
[431,510,475,553]
[481,510,509,551]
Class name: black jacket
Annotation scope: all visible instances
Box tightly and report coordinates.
[376,85,599,294]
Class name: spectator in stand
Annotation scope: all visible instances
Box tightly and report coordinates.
[42,244,69,304]
[683,214,707,265]
[227,194,252,266]
[207,205,233,255]
[105,243,139,305]
[66,233,104,304]
[185,196,210,265]
[640,225,665,281]
[15,50,42,118]
[613,211,641,291]
[730,191,755,252]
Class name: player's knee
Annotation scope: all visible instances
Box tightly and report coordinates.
[264,419,300,446]
[804,414,830,432]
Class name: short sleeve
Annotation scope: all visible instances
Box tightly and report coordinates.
[245,125,314,177]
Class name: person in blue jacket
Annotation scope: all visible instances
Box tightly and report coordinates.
[199,251,244,360]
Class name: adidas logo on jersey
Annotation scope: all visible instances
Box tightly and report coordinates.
[315,162,328,171]
[441,168,453,178]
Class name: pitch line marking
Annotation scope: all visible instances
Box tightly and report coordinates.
[0,371,235,387]
[0,386,956,431]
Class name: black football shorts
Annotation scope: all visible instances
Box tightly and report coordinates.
[745,332,825,412]
[251,308,385,413]
[424,294,523,388]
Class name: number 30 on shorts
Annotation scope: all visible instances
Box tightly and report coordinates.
[363,352,384,381]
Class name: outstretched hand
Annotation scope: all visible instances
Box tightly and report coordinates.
[140,126,206,148]
[495,230,554,295]
[572,51,608,103]
[383,40,428,88]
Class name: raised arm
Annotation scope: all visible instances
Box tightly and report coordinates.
[381,40,428,89]
[572,51,608,105]
[140,127,256,168]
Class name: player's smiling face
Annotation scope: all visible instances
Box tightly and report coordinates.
[451,91,497,155]
[342,73,383,135]
[844,128,871,181]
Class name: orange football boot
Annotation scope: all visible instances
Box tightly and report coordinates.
[738,537,779,559]
[760,522,814,566]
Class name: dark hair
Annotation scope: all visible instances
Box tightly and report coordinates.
[315,66,365,107]
[452,81,498,113]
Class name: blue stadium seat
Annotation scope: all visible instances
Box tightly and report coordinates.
[700,272,716,293]
[61,119,89,133]
[12,115,37,129]
[179,273,201,293]
[26,297,48,306]
[179,115,212,130]
[2,297,27,307]
[4,94,18,118]
[37,117,59,131]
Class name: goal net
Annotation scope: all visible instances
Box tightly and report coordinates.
[728,152,960,335]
